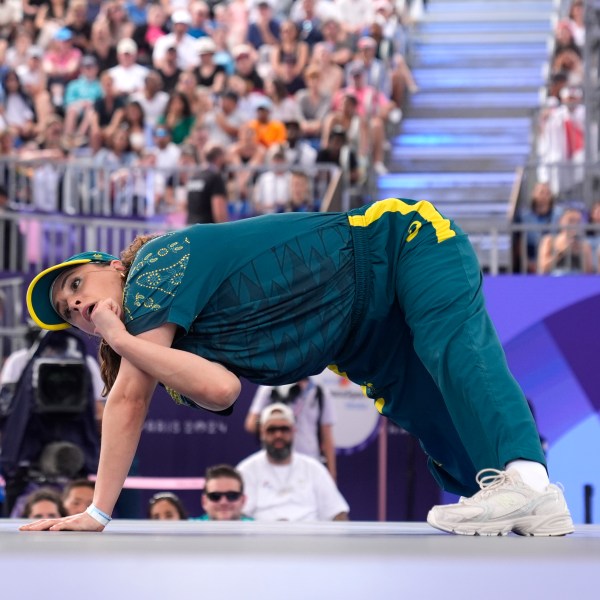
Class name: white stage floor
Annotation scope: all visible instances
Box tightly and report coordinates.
[2,520,599,599]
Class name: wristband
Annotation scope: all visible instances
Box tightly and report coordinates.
[86,504,112,526]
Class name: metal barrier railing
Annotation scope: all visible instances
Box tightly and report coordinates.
[0,158,341,220]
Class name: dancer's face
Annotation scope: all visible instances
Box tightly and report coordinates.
[51,262,125,335]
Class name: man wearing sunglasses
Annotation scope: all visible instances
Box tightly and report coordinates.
[237,403,349,521]
[197,464,252,521]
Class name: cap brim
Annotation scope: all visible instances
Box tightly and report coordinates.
[26,259,94,330]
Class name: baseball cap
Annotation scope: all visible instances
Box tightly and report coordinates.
[260,402,295,426]
[357,36,377,49]
[26,251,119,330]
[255,96,273,111]
[197,36,217,54]
[348,60,365,76]
[27,45,44,59]
[232,44,252,59]
[117,38,138,55]
[154,126,170,137]
[172,9,192,25]
[54,27,73,42]
[81,55,98,67]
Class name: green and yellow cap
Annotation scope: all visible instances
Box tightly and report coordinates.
[26,251,119,330]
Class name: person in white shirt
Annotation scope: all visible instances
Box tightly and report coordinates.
[152,9,201,71]
[129,70,170,129]
[108,38,150,95]
[237,402,349,521]
[252,148,291,214]
[245,378,337,479]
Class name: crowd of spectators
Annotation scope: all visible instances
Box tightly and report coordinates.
[516,0,600,274]
[0,0,415,222]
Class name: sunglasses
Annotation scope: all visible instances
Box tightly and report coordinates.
[205,491,243,502]
[265,425,292,435]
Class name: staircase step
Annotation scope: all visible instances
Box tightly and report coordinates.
[417,21,552,33]
[377,172,516,188]
[400,117,531,133]
[412,31,551,44]
[413,67,545,89]
[393,133,529,147]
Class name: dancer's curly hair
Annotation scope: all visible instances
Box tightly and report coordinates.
[98,233,158,395]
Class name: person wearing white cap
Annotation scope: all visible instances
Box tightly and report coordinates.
[237,402,349,521]
[107,38,150,95]
[193,36,226,96]
[152,9,201,71]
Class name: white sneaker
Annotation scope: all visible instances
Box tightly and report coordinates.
[427,469,574,536]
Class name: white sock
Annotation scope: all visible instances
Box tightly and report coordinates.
[506,460,549,492]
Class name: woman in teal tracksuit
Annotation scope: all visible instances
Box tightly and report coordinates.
[24,198,570,535]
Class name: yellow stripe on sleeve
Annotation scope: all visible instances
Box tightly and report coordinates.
[347,198,456,243]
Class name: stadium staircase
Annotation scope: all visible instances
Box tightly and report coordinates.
[377,0,557,270]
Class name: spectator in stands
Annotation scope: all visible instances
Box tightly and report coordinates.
[317,124,360,184]
[42,27,83,110]
[62,479,94,516]
[88,71,126,141]
[108,37,149,96]
[126,0,150,27]
[232,43,264,92]
[308,41,344,98]
[188,1,213,39]
[185,143,228,224]
[248,96,286,148]
[196,464,252,521]
[101,0,135,46]
[351,36,391,98]
[194,36,227,96]
[132,3,169,66]
[20,487,67,519]
[335,0,374,44]
[176,69,206,116]
[153,9,199,71]
[119,100,149,155]
[295,63,330,141]
[34,0,69,50]
[5,27,34,71]
[66,0,93,54]
[148,125,181,195]
[287,169,316,211]
[271,20,309,84]
[272,118,316,168]
[291,0,324,48]
[264,77,302,122]
[63,54,102,142]
[157,90,195,145]
[537,85,585,197]
[245,378,337,478]
[553,20,580,58]
[155,46,182,94]
[89,16,119,74]
[201,89,244,147]
[568,0,585,49]
[238,403,349,521]
[161,144,198,226]
[1,69,36,143]
[538,206,593,275]
[587,200,600,271]
[252,147,291,214]
[148,491,188,520]
[223,0,250,49]
[130,70,170,130]
[247,1,281,50]
[320,16,353,67]
[16,47,49,130]
[516,182,557,274]
[227,122,267,201]
[551,47,583,87]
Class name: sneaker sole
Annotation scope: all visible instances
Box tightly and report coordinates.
[427,512,575,537]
